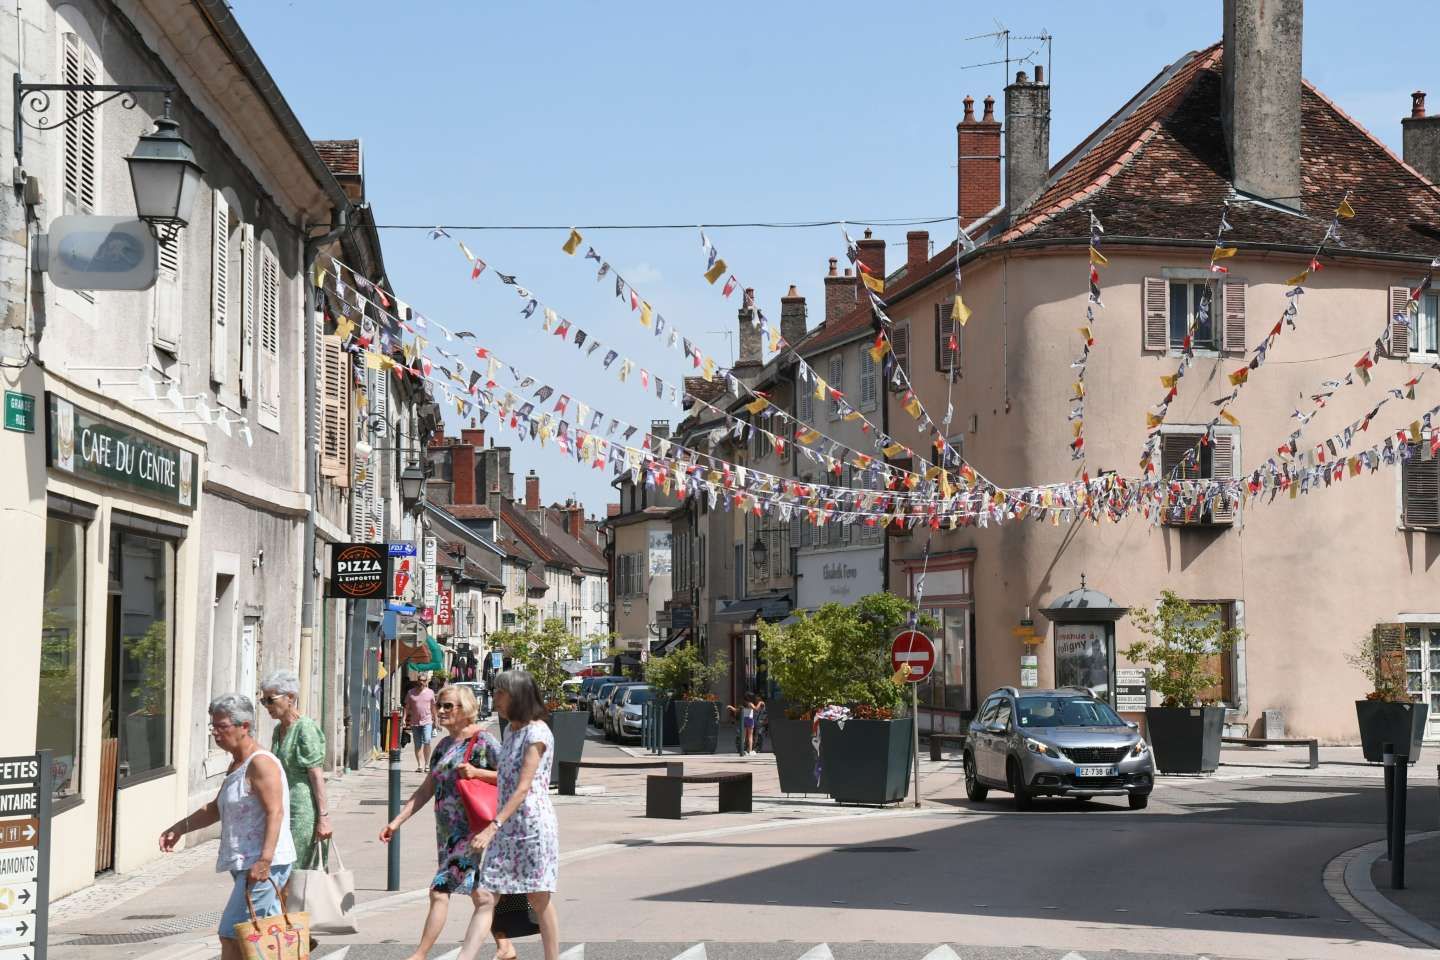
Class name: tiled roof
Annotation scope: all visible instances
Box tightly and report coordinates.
[544,506,607,571]
[684,376,727,405]
[444,504,495,520]
[525,569,548,592]
[501,501,572,568]
[313,139,361,177]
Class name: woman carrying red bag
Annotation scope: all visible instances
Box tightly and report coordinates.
[380,684,536,960]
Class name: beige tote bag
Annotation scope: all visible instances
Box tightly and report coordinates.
[288,841,358,935]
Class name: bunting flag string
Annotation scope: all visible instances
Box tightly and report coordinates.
[1071,214,1104,464]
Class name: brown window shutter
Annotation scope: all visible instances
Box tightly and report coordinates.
[320,335,350,486]
[1372,623,1407,698]
[1143,277,1169,351]
[935,303,959,372]
[1402,441,1439,527]
[1210,430,1237,523]
[1160,432,1200,524]
[1221,280,1246,354]
[1389,286,1412,358]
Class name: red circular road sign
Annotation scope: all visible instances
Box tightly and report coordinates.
[891,630,936,683]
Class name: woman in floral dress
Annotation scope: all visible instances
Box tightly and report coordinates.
[467,670,561,960]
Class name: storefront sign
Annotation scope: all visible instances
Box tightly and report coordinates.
[1020,654,1039,688]
[46,395,195,509]
[328,543,392,599]
[436,589,453,627]
[796,547,883,610]
[3,394,34,434]
[423,537,438,607]
[1115,668,1149,713]
[1054,623,1112,701]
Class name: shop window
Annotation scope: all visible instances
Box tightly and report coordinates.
[919,606,971,712]
[108,529,176,782]
[39,515,85,800]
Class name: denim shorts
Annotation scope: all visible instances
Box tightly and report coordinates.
[219,863,293,938]
[411,723,434,745]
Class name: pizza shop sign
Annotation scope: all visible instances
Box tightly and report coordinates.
[328,543,392,599]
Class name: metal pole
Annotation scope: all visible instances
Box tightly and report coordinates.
[387,711,402,892]
[35,750,51,960]
[1383,742,1395,860]
[1392,750,1408,890]
[911,680,922,808]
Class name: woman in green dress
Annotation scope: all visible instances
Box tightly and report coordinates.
[260,671,331,868]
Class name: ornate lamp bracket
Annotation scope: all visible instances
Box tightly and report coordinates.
[13,73,174,164]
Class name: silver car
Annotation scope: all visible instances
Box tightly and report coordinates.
[964,687,1155,810]
[607,684,654,742]
[590,680,627,727]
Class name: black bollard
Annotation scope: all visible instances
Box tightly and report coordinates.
[1392,750,1408,890]
[387,708,403,892]
[1383,742,1395,861]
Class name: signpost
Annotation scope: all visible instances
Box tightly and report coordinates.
[0,754,48,960]
[1115,668,1149,714]
[891,631,935,809]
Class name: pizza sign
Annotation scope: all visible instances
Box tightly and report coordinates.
[328,543,391,599]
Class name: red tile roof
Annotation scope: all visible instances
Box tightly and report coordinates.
[443,504,495,520]
[312,139,361,177]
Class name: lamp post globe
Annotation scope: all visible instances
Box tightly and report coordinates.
[399,463,426,504]
[124,113,204,234]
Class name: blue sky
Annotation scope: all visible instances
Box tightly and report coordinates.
[234,1,1427,517]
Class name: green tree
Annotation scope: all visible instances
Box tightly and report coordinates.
[490,605,581,708]
[1123,591,1242,707]
[644,643,729,700]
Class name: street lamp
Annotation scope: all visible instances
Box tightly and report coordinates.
[124,103,204,241]
[399,463,426,507]
[750,535,768,574]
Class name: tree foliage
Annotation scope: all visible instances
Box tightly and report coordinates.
[490,605,582,708]
[1123,591,1241,708]
[1346,625,1411,703]
[644,642,729,700]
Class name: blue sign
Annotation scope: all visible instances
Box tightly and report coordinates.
[491,652,503,669]
[387,602,417,615]
[388,542,417,557]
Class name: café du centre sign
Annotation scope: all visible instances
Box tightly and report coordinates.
[46,395,196,509]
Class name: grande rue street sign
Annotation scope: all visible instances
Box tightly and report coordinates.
[46,395,196,510]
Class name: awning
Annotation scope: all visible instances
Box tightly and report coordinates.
[653,625,692,655]
[714,596,792,623]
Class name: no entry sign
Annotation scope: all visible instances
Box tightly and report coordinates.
[891,630,935,683]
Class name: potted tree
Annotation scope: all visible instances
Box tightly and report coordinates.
[644,643,729,754]
[1123,592,1241,774]
[1349,625,1426,763]
[491,606,587,765]
[759,610,841,793]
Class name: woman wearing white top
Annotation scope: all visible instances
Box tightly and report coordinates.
[160,694,296,960]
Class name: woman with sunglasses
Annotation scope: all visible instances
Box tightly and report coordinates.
[381,684,532,960]
[259,671,330,871]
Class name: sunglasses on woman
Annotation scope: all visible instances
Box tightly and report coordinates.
[436,702,459,711]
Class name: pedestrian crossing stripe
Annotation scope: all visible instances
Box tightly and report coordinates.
[558,944,585,960]
[670,945,706,960]
[794,946,833,960]
[921,948,962,960]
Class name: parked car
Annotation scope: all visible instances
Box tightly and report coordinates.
[964,687,1154,810]
[579,675,611,707]
[561,677,583,704]
[607,684,654,742]
[591,680,628,727]
[597,681,639,732]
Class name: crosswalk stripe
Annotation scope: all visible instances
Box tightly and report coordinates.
[1059,953,1089,960]
[431,949,460,960]
[558,944,586,960]
[795,946,834,960]
[322,948,350,960]
[921,947,962,960]
[670,945,707,960]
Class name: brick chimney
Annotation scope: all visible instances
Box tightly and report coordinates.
[736,290,762,365]
[823,258,857,326]
[957,94,1002,223]
[461,427,485,448]
[780,286,807,348]
[1004,68,1050,213]
[1402,91,1440,184]
[524,469,540,509]
[906,231,929,270]
[1222,0,1302,206]
[452,443,476,505]
[855,228,885,284]
[607,503,621,518]
[566,499,585,539]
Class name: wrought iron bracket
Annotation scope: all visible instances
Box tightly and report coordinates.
[13,74,175,165]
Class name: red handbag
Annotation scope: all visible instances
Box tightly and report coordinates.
[456,735,498,832]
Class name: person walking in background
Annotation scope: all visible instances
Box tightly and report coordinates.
[464,670,562,960]
[159,694,296,960]
[405,673,437,772]
[727,691,766,756]
[260,671,331,870]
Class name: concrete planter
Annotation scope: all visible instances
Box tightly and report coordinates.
[1145,706,1225,774]
[670,700,720,754]
[818,718,913,805]
[770,717,823,794]
[546,710,588,765]
[1356,700,1427,763]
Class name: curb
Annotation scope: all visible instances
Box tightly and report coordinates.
[1323,829,1440,949]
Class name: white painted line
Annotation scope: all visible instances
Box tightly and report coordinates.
[558,944,585,960]
[920,947,963,960]
[1058,953,1090,960]
[892,652,930,662]
[795,945,834,960]
[431,948,461,960]
[669,944,707,960]
[321,948,350,960]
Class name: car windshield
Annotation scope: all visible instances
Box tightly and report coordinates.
[1016,696,1125,728]
[626,687,654,704]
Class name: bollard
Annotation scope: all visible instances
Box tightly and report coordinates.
[1392,750,1408,889]
[387,709,403,892]
[1383,742,1395,861]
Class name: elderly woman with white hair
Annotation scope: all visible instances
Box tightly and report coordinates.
[160,694,295,960]
[259,671,330,869]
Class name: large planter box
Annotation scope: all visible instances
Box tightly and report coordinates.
[1356,700,1427,763]
[670,700,720,754]
[1146,706,1225,774]
[818,718,913,805]
[546,710,589,765]
[770,717,823,794]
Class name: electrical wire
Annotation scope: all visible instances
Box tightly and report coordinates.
[324,216,965,232]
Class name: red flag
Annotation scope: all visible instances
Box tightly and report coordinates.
[722,275,739,298]
[630,288,640,311]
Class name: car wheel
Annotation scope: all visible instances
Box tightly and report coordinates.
[1128,793,1150,810]
[963,752,988,801]
[1008,758,1033,811]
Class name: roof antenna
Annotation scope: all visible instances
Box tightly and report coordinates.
[960,21,1053,94]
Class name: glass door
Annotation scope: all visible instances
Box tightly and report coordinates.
[1404,627,1440,741]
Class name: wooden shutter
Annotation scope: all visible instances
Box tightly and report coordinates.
[1143,277,1169,351]
[1160,432,1199,524]
[311,307,325,452]
[859,348,877,410]
[152,234,182,352]
[210,192,230,384]
[319,335,349,485]
[1390,285,1412,358]
[828,355,843,419]
[62,33,98,215]
[257,246,281,431]
[1372,623,1407,699]
[1221,280,1246,354]
[935,303,959,371]
[1402,441,1439,527]
[890,324,910,388]
[1210,430,1237,523]
[239,224,255,400]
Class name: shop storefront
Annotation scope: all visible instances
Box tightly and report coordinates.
[900,550,975,734]
[794,547,883,611]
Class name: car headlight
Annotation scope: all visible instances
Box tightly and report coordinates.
[1025,737,1064,759]
[1130,739,1150,757]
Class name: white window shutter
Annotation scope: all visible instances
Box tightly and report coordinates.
[860,348,877,410]
[210,192,229,384]
[239,224,255,400]
[1143,277,1169,351]
[1221,280,1246,354]
[828,355,843,419]
[257,246,281,431]
[312,307,325,451]
[1402,441,1439,527]
[1390,285,1412,358]
[319,335,349,486]
[62,34,98,216]
[152,234,182,352]
[1210,430,1237,523]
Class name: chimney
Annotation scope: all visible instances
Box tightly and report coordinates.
[1222,0,1302,205]
[823,257,858,326]
[452,443,476,505]
[461,427,485,448]
[780,285,807,348]
[1004,70,1050,213]
[906,231,929,270]
[524,469,540,509]
[607,503,621,518]
[1402,91,1440,184]
[958,94,1002,223]
[855,228,886,284]
[566,500,585,539]
[736,289,762,365]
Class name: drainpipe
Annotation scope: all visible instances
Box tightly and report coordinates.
[301,205,351,723]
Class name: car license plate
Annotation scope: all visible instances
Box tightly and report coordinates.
[1076,765,1117,778]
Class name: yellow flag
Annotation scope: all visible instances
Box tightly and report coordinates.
[364,352,382,370]
[1337,198,1356,219]
[1072,419,1084,437]
[952,297,972,327]
[1072,381,1085,398]
[744,396,770,415]
[882,442,906,458]
[1146,412,1165,428]
[1089,246,1108,266]
[1228,367,1249,386]
[843,410,863,422]
[814,378,827,401]
[562,228,584,255]
[314,264,328,287]
[1285,270,1309,287]
[797,428,820,444]
[1220,409,1240,427]
[868,339,892,363]
[903,395,922,418]
[924,465,942,481]
[335,316,355,341]
[1212,245,1238,260]
[1411,420,1423,442]
[640,301,653,327]
[1078,326,1092,342]
[455,397,466,416]
[702,357,716,381]
[860,271,885,294]
[1160,373,1178,388]
[703,259,728,284]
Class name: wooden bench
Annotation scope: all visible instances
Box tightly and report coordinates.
[1222,736,1319,769]
[928,732,968,762]
[645,772,752,819]
[555,760,683,796]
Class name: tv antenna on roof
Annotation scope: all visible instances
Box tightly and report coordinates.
[706,329,736,366]
[961,20,1052,92]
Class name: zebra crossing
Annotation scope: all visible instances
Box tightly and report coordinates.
[314,942,1213,960]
